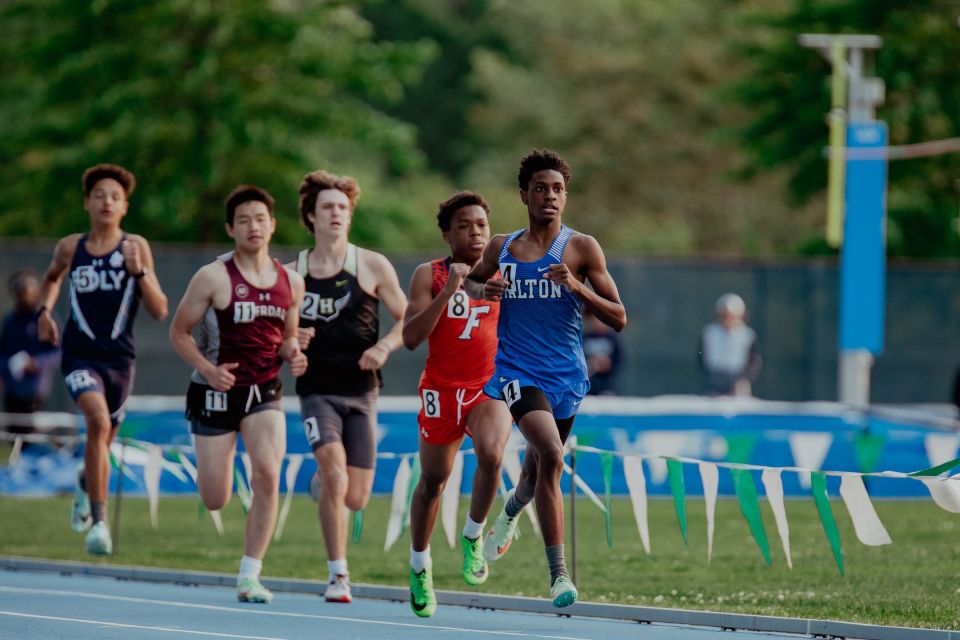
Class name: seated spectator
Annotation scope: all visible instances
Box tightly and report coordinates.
[1,269,60,438]
[698,293,760,397]
[584,311,623,395]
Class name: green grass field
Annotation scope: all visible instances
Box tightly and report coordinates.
[1,494,958,630]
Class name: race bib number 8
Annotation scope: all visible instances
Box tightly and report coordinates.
[502,380,521,408]
[421,389,440,417]
[447,291,469,319]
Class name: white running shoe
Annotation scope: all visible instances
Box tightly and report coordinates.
[483,489,522,562]
[84,521,112,556]
[70,464,92,533]
[325,574,352,603]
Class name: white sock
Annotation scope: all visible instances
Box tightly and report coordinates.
[463,515,485,540]
[238,555,262,581]
[410,546,432,573]
[327,558,348,581]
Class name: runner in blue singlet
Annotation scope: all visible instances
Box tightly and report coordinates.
[465,149,626,608]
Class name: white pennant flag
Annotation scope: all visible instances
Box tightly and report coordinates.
[698,462,718,563]
[921,475,960,513]
[788,432,833,489]
[384,456,412,551]
[144,445,163,530]
[177,452,224,535]
[622,456,650,554]
[274,455,304,541]
[761,468,792,569]
[839,474,891,546]
[637,432,691,485]
[563,462,606,513]
[924,433,960,470]
[440,451,464,549]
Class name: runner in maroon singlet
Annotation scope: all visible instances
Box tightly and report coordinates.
[169,185,307,604]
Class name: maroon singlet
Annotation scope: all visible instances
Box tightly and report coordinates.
[192,257,292,387]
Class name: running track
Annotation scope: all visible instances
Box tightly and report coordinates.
[0,561,952,640]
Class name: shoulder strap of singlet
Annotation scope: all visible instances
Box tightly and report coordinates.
[498,229,525,261]
[273,257,291,291]
[296,249,310,277]
[547,225,573,262]
[343,243,358,277]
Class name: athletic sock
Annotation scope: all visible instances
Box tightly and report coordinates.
[462,515,485,540]
[504,490,532,519]
[328,558,348,582]
[238,555,262,581]
[90,501,106,524]
[545,544,569,584]
[410,546,432,573]
[78,469,87,492]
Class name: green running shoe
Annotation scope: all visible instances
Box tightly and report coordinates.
[84,521,112,556]
[550,575,578,608]
[409,566,437,618]
[237,576,273,604]
[70,464,92,533]
[461,534,488,585]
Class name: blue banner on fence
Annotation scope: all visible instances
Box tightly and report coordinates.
[2,396,953,498]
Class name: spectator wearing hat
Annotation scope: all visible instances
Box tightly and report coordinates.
[698,293,760,396]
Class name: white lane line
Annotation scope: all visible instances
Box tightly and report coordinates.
[0,586,594,640]
[0,610,286,640]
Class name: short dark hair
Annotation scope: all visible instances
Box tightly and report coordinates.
[224,185,275,226]
[298,170,361,233]
[8,268,37,292]
[517,149,572,191]
[82,164,136,197]
[436,191,490,232]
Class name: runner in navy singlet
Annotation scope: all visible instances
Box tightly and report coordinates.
[465,150,626,607]
[290,170,406,603]
[169,185,307,604]
[36,164,169,557]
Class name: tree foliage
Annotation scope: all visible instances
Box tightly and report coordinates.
[0,0,439,245]
[732,0,960,257]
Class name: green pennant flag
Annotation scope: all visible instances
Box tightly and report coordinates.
[352,509,364,543]
[811,472,844,575]
[909,457,960,477]
[725,434,757,464]
[600,453,614,547]
[853,432,885,474]
[731,468,772,565]
[666,459,688,545]
[401,456,422,534]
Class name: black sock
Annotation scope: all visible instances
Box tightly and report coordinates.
[545,544,568,584]
[91,501,106,524]
[78,470,87,492]
[505,490,532,518]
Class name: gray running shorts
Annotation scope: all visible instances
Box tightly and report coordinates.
[300,392,377,470]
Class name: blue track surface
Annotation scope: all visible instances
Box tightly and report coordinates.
[0,569,799,640]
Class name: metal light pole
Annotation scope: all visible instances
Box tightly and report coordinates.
[800,33,885,409]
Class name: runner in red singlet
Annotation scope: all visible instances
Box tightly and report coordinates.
[169,185,307,605]
[403,191,512,618]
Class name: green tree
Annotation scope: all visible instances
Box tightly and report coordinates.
[0,0,439,246]
[732,0,960,257]
[456,0,810,255]
[360,0,511,180]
